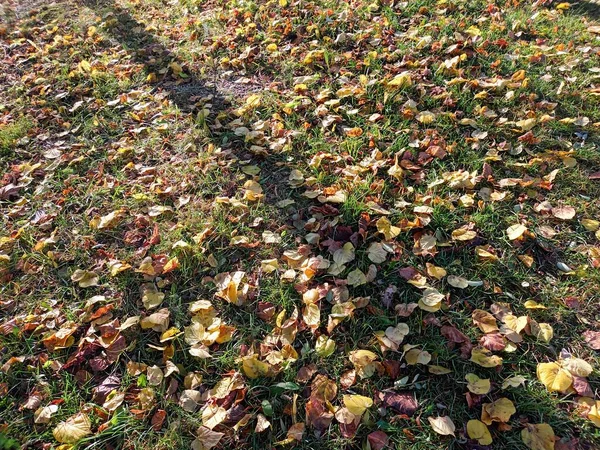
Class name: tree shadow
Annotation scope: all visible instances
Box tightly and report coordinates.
[570,0,600,21]
[79,0,226,113]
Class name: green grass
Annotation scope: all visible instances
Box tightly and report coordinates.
[0,118,32,158]
[1,0,600,449]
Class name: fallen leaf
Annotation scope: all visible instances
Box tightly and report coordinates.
[428,416,455,436]
[343,394,373,416]
[521,423,555,450]
[465,373,491,395]
[53,413,92,444]
[481,397,516,425]
[467,419,493,445]
[583,330,600,350]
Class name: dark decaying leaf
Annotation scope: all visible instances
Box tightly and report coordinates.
[377,391,419,416]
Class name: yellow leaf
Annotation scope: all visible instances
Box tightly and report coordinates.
[465,25,481,36]
[405,346,432,365]
[245,94,261,108]
[516,118,537,131]
[387,72,412,89]
[452,228,477,241]
[79,60,91,73]
[242,355,271,379]
[507,224,527,240]
[367,242,388,263]
[418,287,444,312]
[349,349,379,379]
[470,347,503,368]
[261,259,279,273]
[303,302,320,330]
[347,268,367,286]
[376,217,400,240]
[588,402,600,427]
[531,322,553,343]
[504,314,529,334]
[428,416,455,436]
[416,111,436,124]
[385,323,410,344]
[467,419,493,445]
[343,394,373,416]
[537,362,573,393]
[142,284,165,310]
[501,375,526,389]
[582,219,600,232]
[465,373,491,395]
[70,269,99,288]
[524,300,546,309]
[521,423,555,450]
[315,335,336,357]
[53,413,92,444]
[475,246,499,261]
[426,263,447,280]
[472,309,499,333]
[428,365,452,375]
[202,404,227,429]
[519,255,535,268]
[93,209,126,230]
[481,397,516,425]
[243,180,264,201]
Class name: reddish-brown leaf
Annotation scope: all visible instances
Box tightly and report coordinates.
[151,409,167,431]
[377,391,418,416]
[368,431,390,450]
[479,332,506,351]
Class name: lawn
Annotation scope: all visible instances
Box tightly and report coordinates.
[1,0,600,449]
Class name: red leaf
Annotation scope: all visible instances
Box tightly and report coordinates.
[368,431,390,450]
[479,332,506,351]
[382,360,401,380]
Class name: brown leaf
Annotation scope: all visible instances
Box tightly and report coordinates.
[441,325,473,358]
[21,390,44,410]
[465,392,482,409]
[552,206,576,220]
[395,302,418,317]
[340,369,356,389]
[472,309,499,334]
[368,430,390,450]
[377,391,418,416]
[151,409,167,431]
[383,360,401,379]
[297,364,318,383]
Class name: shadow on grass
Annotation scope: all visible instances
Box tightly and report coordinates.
[571,0,600,21]
[79,0,225,112]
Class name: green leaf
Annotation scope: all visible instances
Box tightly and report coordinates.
[261,399,274,416]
